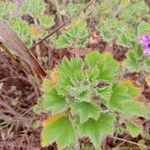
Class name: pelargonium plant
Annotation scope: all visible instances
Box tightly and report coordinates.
[34,51,150,149]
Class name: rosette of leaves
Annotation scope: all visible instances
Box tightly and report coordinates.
[98,0,149,25]
[96,0,149,47]
[99,0,130,19]
[97,18,126,42]
[34,51,150,149]
[96,0,129,43]
[65,3,85,17]
[126,44,150,73]
[55,20,90,49]
[120,1,149,25]
[19,0,46,17]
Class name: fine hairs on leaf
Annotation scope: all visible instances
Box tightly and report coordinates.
[35,51,150,149]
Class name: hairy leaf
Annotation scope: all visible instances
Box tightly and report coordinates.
[127,122,143,137]
[144,57,150,72]
[58,58,85,96]
[41,116,76,149]
[138,21,150,36]
[121,80,141,97]
[97,52,120,82]
[126,50,141,73]
[56,20,90,48]
[20,0,46,17]
[39,15,55,28]
[109,82,132,110]
[79,113,115,148]
[85,51,101,68]
[43,88,67,113]
[71,102,101,123]
[56,34,70,49]
[96,85,112,104]
[66,3,85,17]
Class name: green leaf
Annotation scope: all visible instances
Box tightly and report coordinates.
[58,58,85,96]
[109,83,132,110]
[58,58,72,76]
[85,51,101,68]
[74,89,91,102]
[122,80,141,97]
[79,113,115,148]
[118,102,146,120]
[126,51,141,73]
[10,19,30,36]
[86,68,99,82]
[98,53,120,82]
[69,58,84,76]
[138,22,150,36]
[85,52,101,83]
[127,122,143,137]
[117,28,137,48]
[125,28,136,41]
[56,21,90,48]
[56,34,70,49]
[43,88,68,113]
[97,19,125,42]
[0,2,9,18]
[120,0,130,7]
[117,33,132,48]
[24,38,33,47]
[98,24,114,42]
[42,78,68,113]
[144,57,150,72]
[39,16,55,28]
[96,85,112,103]
[134,44,144,59]
[71,102,101,123]
[66,3,85,17]
[67,21,89,38]
[41,116,76,149]
[120,1,149,24]
[20,0,46,17]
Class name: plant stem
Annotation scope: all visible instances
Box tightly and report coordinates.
[34,18,42,65]
[110,136,147,149]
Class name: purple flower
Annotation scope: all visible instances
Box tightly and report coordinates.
[140,35,150,56]
[16,0,24,7]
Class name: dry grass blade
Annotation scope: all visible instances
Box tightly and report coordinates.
[0,22,46,77]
